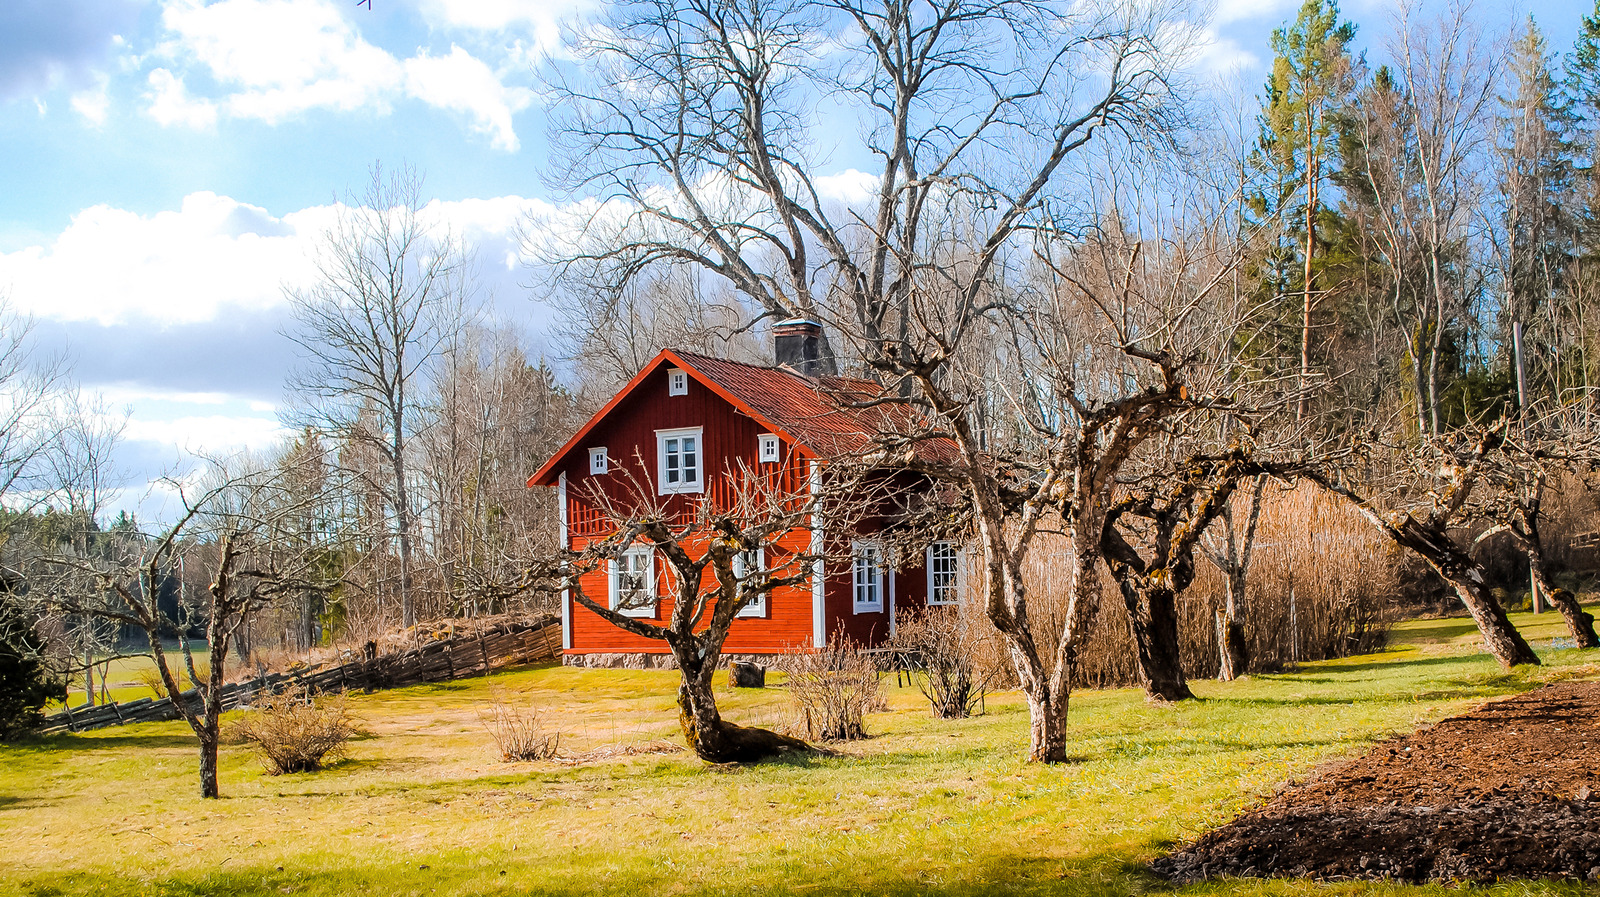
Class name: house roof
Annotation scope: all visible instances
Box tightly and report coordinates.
[526,348,946,487]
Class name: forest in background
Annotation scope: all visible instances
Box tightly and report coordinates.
[3,0,1600,762]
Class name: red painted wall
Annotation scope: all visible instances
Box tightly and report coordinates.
[549,362,939,655]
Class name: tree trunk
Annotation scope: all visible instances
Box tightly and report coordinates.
[1121,583,1193,702]
[1215,607,1249,682]
[198,733,220,799]
[1448,573,1540,667]
[1020,681,1069,763]
[672,643,809,763]
[1381,515,1539,668]
[1527,549,1599,648]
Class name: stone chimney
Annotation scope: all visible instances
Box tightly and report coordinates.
[773,318,825,376]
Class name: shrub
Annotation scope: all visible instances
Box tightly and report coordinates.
[779,635,883,741]
[0,603,65,740]
[479,688,561,761]
[228,687,355,774]
[889,606,1004,719]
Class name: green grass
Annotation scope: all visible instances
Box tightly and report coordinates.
[3,609,1598,897]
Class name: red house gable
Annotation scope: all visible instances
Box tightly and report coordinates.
[530,346,958,662]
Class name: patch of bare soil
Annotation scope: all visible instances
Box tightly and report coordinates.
[1153,680,1600,885]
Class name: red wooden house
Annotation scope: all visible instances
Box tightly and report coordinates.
[527,321,964,665]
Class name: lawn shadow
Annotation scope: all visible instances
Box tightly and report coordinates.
[30,732,196,752]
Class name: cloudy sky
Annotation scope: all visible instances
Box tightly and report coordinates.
[0,0,1586,520]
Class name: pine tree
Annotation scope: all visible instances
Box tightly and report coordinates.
[1252,0,1360,419]
[1499,17,1577,400]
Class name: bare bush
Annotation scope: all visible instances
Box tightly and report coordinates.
[779,636,883,741]
[480,688,561,762]
[889,606,1004,719]
[228,687,356,775]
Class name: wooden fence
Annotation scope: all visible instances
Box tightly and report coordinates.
[38,616,562,735]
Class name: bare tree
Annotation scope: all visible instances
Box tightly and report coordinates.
[1199,473,1267,680]
[548,0,1199,762]
[35,460,344,798]
[1309,420,1541,668]
[544,458,877,763]
[417,326,580,616]
[285,165,468,629]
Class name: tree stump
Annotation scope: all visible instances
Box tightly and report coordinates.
[728,661,766,688]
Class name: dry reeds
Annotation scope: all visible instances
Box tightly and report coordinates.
[984,482,1399,688]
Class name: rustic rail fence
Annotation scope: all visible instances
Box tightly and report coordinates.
[38,616,561,735]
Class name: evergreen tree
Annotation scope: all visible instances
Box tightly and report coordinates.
[1251,0,1360,419]
[0,594,66,740]
[1499,17,1577,401]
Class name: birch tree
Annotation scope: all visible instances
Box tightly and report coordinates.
[285,166,467,629]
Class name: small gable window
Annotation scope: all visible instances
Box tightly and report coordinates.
[852,541,883,613]
[732,547,767,618]
[668,368,688,396]
[656,427,703,494]
[589,447,608,475]
[758,433,780,463]
[927,542,960,605]
[610,545,656,618]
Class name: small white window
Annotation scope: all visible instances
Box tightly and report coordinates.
[927,542,960,605]
[656,427,704,494]
[757,433,780,463]
[852,541,883,613]
[609,546,656,617]
[668,368,688,396]
[732,547,767,618]
[589,447,608,475]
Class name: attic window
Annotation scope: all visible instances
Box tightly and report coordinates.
[589,447,608,475]
[758,434,780,463]
[668,368,688,396]
[656,427,703,494]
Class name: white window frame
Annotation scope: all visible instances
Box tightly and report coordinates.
[757,433,780,464]
[668,367,689,396]
[655,427,704,494]
[852,541,884,613]
[926,541,960,605]
[732,546,767,618]
[588,446,608,475]
[609,545,656,618]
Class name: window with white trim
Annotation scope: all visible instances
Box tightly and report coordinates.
[758,433,780,463]
[609,546,656,617]
[852,541,883,613]
[927,542,960,605]
[732,547,766,618]
[589,447,608,475]
[656,427,703,494]
[668,368,688,396]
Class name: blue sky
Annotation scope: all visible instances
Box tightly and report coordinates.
[0,0,1590,520]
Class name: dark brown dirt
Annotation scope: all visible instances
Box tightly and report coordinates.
[1153,680,1600,885]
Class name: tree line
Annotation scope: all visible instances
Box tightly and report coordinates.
[5,0,1600,783]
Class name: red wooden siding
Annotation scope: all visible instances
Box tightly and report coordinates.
[548,359,943,655]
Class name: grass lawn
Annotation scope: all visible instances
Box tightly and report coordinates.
[3,609,1598,897]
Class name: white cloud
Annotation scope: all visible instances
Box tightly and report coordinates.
[70,75,111,125]
[0,191,323,326]
[0,190,550,328]
[147,0,539,149]
[413,0,596,52]
[125,413,288,452]
[145,67,217,128]
[404,45,534,151]
[159,0,400,122]
[815,169,879,205]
